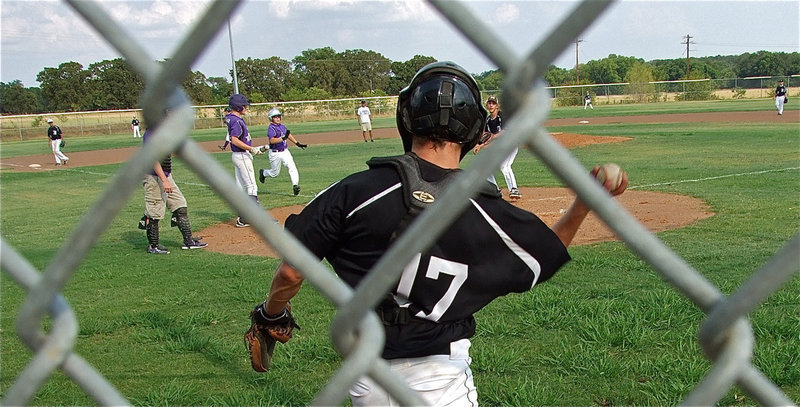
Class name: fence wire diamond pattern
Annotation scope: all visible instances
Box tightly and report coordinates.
[2,0,798,406]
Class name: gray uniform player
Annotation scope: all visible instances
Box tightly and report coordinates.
[225,94,266,227]
[245,61,628,405]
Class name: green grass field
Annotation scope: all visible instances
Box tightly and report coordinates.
[1,99,799,406]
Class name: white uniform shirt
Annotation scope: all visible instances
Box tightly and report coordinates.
[357,106,371,124]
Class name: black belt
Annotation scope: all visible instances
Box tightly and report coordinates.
[376,305,412,326]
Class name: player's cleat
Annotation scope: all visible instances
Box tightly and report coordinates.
[293,185,301,196]
[147,245,170,254]
[181,239,208,250]
[258,169,266,184]
[509,188,522,200]
[370,139,374,142]
[235,217,250,228]
[62,158,69,165]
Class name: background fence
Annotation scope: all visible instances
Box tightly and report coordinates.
[1,0,797,406]
[1,76,797,141]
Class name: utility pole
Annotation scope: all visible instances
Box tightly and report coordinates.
[682,34,694,79]
[228,19,239,94]
[575,39,583,85]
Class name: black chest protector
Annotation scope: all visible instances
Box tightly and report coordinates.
[367,153,500,238]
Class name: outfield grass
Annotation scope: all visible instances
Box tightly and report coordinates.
[1,101,798,405]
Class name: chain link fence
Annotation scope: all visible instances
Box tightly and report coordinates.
[2,0,798,406]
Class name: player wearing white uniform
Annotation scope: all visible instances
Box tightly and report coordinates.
[258,108,308,196]
[357,100,374,142]
[46,118,69,165]
[244,61,628,406]
[226,94,265,227]
[473,96,521,200]
[131,116,141,138]
[775,80,787,115]
[584,91,594,109]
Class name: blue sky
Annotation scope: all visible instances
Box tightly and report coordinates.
[2,0,798,87]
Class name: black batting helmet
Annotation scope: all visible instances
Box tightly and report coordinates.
[396,61,487,160]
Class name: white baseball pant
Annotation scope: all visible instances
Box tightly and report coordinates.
[348,339,478,407]
[487,147,519,190]
[776,96,785,114]
[232,151,258,196]
[51,139,69,164]
[263,149,299,186]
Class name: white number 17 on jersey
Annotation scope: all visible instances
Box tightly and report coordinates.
[395,253,468,322]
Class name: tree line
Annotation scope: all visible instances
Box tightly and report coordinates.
[1,48,797,115]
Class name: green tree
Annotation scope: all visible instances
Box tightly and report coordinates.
[293,47,340,95]
[0,80,41,114]
[36,61,90,111]
[235,57,294,102]
[338,49,391,96]
[583,54,643,84]
[208,76,233,104]
[625,62,656,102]
[475,70,504,91]
[86,58,144,110]
[183,70,213,105]
[544,65,571,87]
[387,55,437,94]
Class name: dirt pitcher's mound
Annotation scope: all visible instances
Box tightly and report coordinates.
[197,188,713,258]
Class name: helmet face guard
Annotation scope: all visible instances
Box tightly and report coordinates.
[396,61,487,160]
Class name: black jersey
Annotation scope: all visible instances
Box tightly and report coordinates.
[485,112,502,135]
[776,84,787,97]
[47,125,62,140]
[285,153,570,358]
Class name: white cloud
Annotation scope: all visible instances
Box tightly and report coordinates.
[386,0,438,22]
[495,3,520,24]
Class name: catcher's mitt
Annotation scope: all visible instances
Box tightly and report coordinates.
[244,303,300,372]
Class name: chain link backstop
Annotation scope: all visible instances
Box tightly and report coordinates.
[2,0,798,406]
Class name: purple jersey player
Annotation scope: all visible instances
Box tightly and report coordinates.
[225,94,265,227]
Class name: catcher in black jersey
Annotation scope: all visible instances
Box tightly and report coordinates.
[247,61,628,405]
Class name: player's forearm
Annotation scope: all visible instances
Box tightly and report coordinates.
[266,262,304,314]
[551,199,590,247]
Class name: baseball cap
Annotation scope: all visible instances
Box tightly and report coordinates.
[229,94,249,111]
[46,118,53,123]
[361,100,366,104]
[486,96,498,104]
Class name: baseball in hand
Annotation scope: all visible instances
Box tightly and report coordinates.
[595,163,623,190]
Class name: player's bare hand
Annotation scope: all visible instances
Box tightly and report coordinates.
[162,180,174,194]
[590,165,628,196]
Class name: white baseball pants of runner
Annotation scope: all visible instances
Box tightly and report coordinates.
[776,96,785,114]
[487,147,519,190]
[232,151,258,196]
[50,139,69,164]
[263,149,299,186]
[349,339,478,407]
